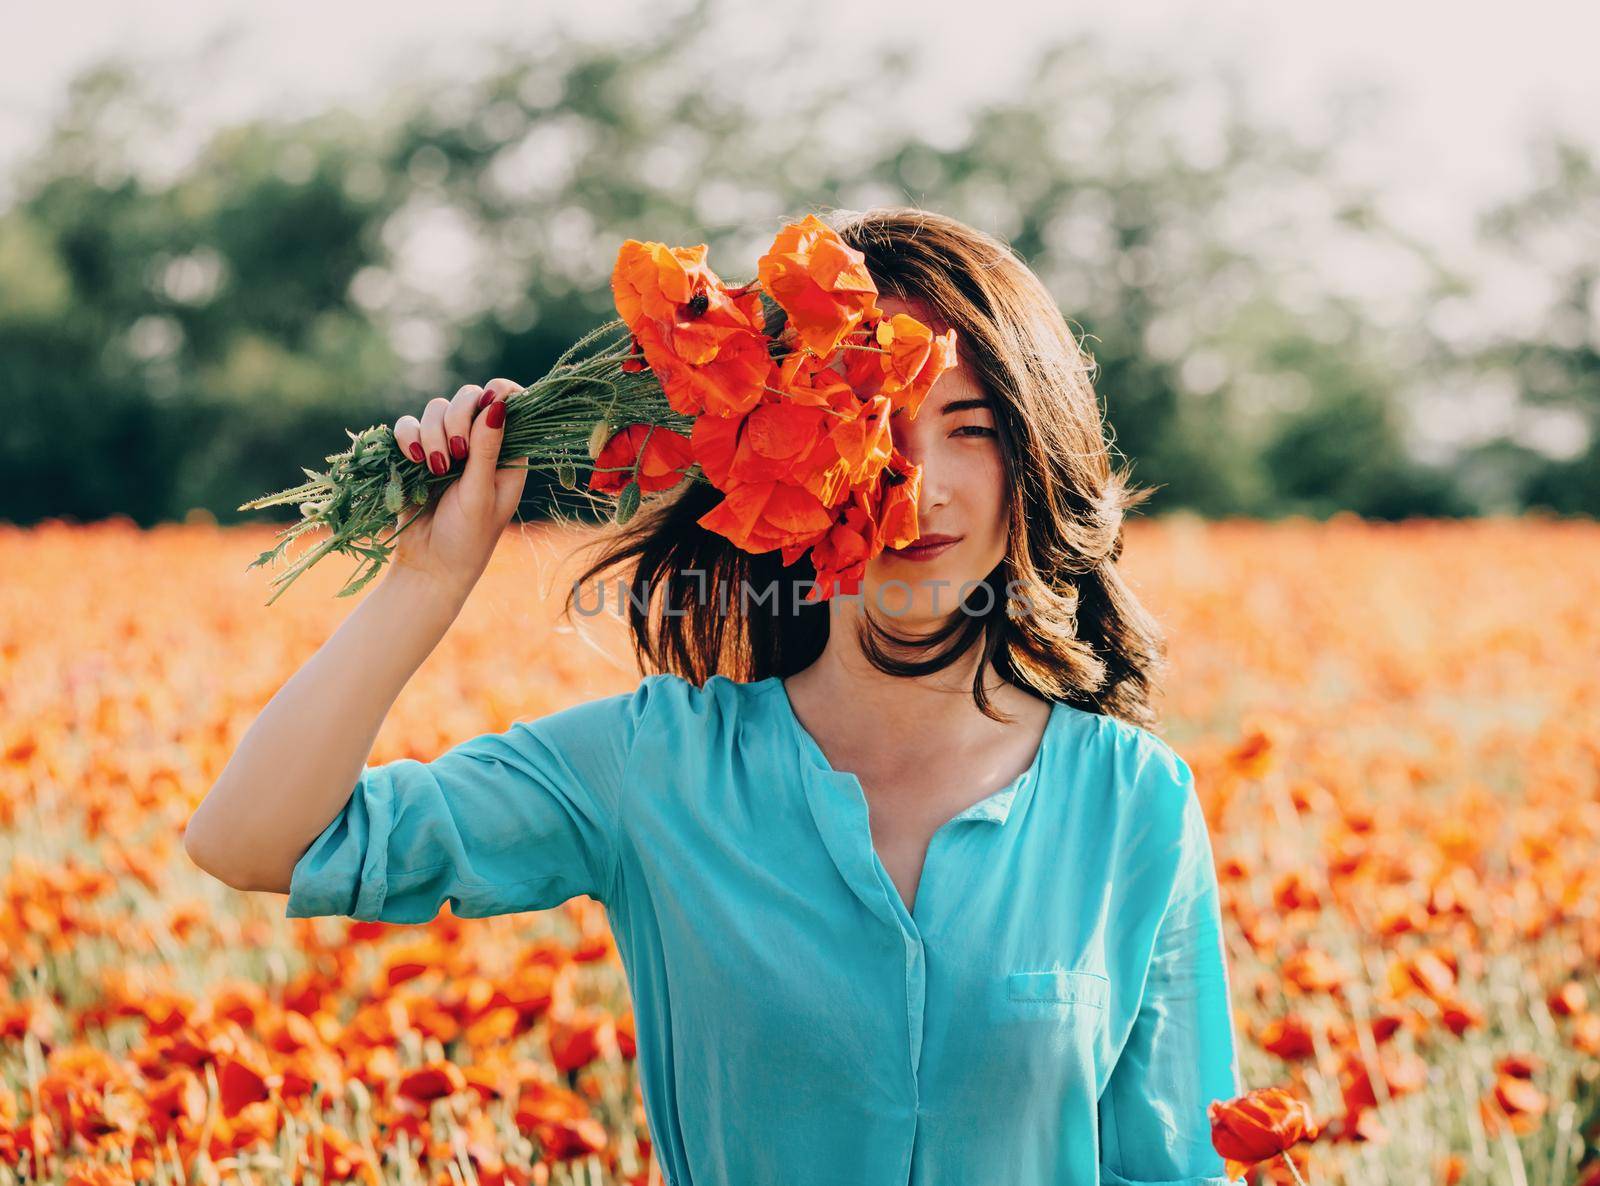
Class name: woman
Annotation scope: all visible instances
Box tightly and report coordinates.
[185,207,1243,1185]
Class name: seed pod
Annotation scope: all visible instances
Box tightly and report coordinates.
[556,458,578,490]
[615,480,641,524]
[587,419,612,460]
[383,465,404,514]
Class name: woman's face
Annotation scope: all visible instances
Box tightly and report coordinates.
[854,295,1010,628]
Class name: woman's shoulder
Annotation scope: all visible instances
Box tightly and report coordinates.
[1066,708,1198,826]
[594,671,776,730]
[1059,712,1214,893]
[512,672,773,765]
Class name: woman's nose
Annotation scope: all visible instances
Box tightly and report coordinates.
[909,449,951,515]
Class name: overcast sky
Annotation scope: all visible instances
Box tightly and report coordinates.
[6,0,1597,247]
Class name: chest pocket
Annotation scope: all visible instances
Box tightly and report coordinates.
[1006,969,1110,1007]
[991,967,1108,1094]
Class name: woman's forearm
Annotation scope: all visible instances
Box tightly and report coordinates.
[183,567,469,893]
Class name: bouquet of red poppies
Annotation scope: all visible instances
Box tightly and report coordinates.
[239,214,958,606]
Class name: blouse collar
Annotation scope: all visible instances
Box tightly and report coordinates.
[756,675,1060,928]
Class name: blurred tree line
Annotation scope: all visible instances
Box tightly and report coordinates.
[0,2,1594,528]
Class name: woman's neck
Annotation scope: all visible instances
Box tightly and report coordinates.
[784,607,1039,773]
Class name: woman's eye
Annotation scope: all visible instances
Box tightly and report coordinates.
[952,425,997,438]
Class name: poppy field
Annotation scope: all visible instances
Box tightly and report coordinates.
[1,514,1597,1185]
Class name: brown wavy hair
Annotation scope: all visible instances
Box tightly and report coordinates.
[562,205,1171,730]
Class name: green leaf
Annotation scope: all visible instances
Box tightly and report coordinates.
[337,559,384,599]
[615,480,641,524]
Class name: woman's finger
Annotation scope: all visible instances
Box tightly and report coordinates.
[418,397,454,476]
[393,414,424,466]
[461,383,510,504]
[444,383,483,469]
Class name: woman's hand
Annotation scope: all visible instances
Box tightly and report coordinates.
[384,378,529,601]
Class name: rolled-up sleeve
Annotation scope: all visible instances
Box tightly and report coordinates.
[1099,747,1244,1186]
[285,676,664,924]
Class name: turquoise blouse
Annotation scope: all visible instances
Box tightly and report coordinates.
[287,672,1244,1186]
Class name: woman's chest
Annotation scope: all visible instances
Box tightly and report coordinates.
[612,760,1125,1092]
[864,789,981,918]
[828,722,1055,910]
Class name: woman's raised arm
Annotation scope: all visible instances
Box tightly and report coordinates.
[183,378,527,893]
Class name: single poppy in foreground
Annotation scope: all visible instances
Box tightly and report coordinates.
[1209,1086,1320,1182]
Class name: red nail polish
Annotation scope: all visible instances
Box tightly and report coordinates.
[450,434,468,459]
[409,442,425,463]
[485,400,506,429]
[429,451,446,474]
[478,390,495,410]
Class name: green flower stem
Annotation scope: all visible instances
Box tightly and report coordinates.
[238,317,693,606]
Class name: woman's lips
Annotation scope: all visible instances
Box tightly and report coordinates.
[885,535,961,562]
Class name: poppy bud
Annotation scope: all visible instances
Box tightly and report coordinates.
[588,420,613,460]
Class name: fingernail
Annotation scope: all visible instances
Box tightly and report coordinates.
[450,434,468,460]
[485,400,506,430]
[429,451,447,475]
[477,390,495,410]
[409,442,425,463]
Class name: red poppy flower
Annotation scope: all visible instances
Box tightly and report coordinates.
[633,317,770,419]
[588,424,695,495]
[842,313,960,419]
[803,450,921,602]
[696,479,837,556]
[611,240,721,330]
[611,238,770,418]
[1208,1086,1320,1179]
[757,214,882,359]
